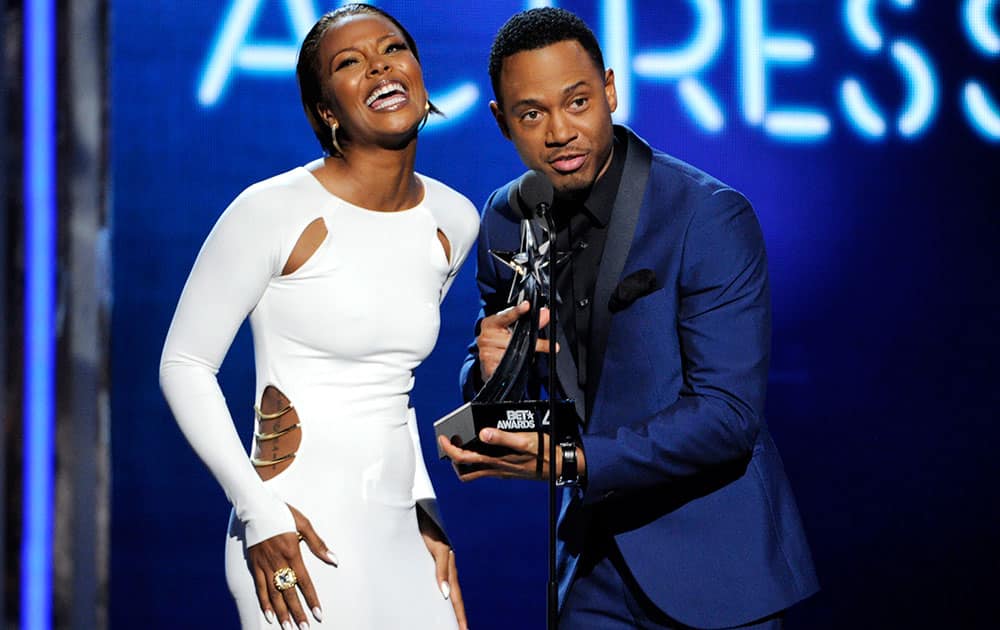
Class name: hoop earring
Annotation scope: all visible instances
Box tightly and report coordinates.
[330,122,344,156]
[418,99,431,132]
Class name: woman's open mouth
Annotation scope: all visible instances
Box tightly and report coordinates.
[365,80,409,111]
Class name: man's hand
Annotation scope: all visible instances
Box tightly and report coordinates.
[476,301,552,382]
[437,428,585,482]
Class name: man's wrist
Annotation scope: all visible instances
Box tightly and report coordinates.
[556,441,583,487]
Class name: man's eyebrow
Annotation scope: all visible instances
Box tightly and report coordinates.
[510,81,591,110]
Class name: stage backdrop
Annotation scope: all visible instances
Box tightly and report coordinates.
[111,1,999,628]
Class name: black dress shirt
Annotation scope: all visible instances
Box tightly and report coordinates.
[551,136,627,393]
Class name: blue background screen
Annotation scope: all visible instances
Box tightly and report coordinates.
[111,1,999,627]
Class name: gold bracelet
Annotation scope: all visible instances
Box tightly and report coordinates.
[254,423,301,441]
[251,453,296,467]
[254,403,295,420]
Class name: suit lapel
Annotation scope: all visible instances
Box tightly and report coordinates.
[586,128,653,418]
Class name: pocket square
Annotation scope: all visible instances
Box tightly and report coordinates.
[608,269,658,313]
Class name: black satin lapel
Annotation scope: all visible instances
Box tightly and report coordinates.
[530,219,586,421]
[586,128,653,417]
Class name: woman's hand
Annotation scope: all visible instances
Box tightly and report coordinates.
[418,510,468,630]
[248,504,338,628]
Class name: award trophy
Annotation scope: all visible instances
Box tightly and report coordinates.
[434,171,578,459]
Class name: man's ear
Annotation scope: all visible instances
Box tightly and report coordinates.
[489,100,511,140]
[604,69,618,114]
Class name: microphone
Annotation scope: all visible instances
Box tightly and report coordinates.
[507,170,554,220]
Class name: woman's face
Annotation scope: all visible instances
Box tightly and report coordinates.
[316,13,427,150]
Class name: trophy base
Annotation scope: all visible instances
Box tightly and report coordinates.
[434,399,578,459]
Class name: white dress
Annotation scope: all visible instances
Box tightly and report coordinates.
[159,164,479,628]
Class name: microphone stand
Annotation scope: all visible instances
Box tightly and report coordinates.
[537,201,559,630]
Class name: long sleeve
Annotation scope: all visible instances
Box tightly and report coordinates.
[159,189,297,547]
[580,190,771,503]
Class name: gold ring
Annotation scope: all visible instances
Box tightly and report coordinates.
[273,567,297,591]
[297,532,304,542]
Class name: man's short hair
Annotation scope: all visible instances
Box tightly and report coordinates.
[488,8,606,105]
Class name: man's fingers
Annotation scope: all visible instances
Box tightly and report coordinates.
[485,301,530,329]
[438,435,490,466]
[479,427,535,452]
[538,306,550,329]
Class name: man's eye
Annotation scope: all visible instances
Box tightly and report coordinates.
[522,111,540,121]
[571,98,587,109]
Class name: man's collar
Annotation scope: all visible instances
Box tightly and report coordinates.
[584,133,627,227]
[552,131,627,228]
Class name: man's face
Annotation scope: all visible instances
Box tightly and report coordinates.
[491,40,618,198]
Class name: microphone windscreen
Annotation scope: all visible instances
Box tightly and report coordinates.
[507,170,553,220]
[518,170,553,213]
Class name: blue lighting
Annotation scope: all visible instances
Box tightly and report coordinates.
[679,78,724,132]
[892,40,938,137]
[22,0,56,628]
[631,0,723,131]
[740,0,830,140]
[841,78,887,138]
[764,110,832,140]
[196,0,478,126]
[963,81,1000,140]
[424,84,481,130]
[197,0,315,107]
[602,0,632,122]
[845,0,883,52]
[963,0,1000,56]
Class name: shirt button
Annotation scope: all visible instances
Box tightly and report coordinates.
[577,298,590,308]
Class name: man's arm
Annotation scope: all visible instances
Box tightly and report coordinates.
[579,189,770,502]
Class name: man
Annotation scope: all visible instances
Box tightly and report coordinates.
[440,8,818,629]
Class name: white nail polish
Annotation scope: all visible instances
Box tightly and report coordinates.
[299,622,310,630]
[312,607,324,622]
[440,580,451,600]
[282,621,294,630]
[326,551,339,566]
[264,610,276,624]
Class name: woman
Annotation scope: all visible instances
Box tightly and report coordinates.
[159,5,477,628]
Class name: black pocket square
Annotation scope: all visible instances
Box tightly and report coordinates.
[608,269,658,313]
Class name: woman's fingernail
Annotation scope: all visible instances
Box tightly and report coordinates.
[299,622,310,630]
[326,551,339,566]
[481,429,494,442]
[440,580,451,600]
[282,621,294,630]
[312,607,324,622]
[264,610,276,624]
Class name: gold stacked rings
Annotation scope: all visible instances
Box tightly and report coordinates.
[273,567,297,591]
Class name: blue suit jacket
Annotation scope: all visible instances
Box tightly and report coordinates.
[461,127,818,628]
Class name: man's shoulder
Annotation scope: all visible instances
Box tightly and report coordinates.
[481,178,522,227]
[645,143,734,194]
[641,144,751,214]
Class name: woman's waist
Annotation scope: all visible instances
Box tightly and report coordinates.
[253,383,412,423]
